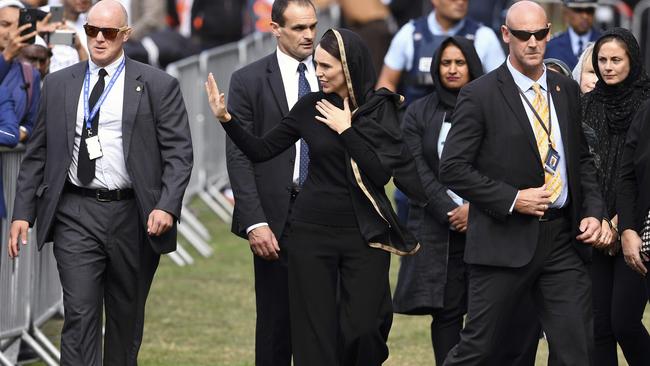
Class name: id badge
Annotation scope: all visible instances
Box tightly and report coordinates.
[85,135,103,160]
[544,146,560,175]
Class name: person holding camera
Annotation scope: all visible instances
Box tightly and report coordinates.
[0,0,40,143]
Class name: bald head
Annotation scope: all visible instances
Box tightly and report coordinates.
[502,1,550,79]
[86,0,131,67]
[506,1,547,28]
[88,0,128,27]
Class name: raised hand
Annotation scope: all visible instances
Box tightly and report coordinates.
[315,97,351,134]
[204,72,231,122]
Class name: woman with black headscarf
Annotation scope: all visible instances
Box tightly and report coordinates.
[581,27,650,366]
[205,28,426,366]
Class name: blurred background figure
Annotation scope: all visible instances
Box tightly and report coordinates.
[545,0,600,70]
[166,0,250,50]
[20,35,51,78]
[580,28,650,366]
[544,57,573,78]
[572,42,597,94]
[338,0,394,75]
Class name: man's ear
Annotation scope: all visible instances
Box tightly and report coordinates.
[270,21,281,38]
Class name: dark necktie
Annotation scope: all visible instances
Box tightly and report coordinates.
[297,62,311,186]
[77,68,108,185]
[576,38,584,58]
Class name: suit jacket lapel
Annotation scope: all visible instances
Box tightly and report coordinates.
[267,53,289,116]
[122,57,144,160]
[497,64,541,163]
[65,63,86,156]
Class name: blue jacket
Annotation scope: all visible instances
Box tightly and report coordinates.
[0,86,20,218]
[0,57,40,138]
[545,28,600,70]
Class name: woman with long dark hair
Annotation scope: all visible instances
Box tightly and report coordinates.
[581,27,650,366]
[205,28,426,366]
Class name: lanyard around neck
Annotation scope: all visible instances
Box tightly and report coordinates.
[83,58,126,131]
[517,86,553,146]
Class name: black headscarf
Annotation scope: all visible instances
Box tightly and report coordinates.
[581,27,650,216]
[588,27,650,133]
[431,36,483,112]
[322,28,427,255]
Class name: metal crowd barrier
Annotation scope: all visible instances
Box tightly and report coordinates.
[633,0,650,75]
[0,146,62,366]
[166,5,341,265]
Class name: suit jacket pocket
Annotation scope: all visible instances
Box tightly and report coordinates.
[35,183,48,197]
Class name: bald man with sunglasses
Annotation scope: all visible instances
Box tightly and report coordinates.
[438,1,602,365]
[7,0,193,365]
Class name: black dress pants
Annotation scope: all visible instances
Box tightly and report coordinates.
[432,231,540,365]
[443,217,593,366]
[252,247,291,366]
[592,249,650,366]
[287,220,392,366]
[52,192,159,366]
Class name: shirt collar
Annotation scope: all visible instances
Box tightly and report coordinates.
[428,10,465,36]
[276,47,314,76]
[88,52,125,77]
[568,27,592,45]
[506,55,548,92]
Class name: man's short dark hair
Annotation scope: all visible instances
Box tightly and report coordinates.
[271,0,316,27]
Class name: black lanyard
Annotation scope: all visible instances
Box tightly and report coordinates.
[517,86,553,147]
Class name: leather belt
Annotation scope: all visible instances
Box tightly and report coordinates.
[64,182,134,202]
[539,208,567,222]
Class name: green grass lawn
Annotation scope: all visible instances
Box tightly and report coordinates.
[39,198,647,365]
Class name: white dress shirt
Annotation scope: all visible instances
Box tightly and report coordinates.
[506,56,569,211]
[569,27,592,56]
[245,48,319,234]
[68,53,132,190]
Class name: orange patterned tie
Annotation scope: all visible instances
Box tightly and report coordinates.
[531,83,562,203]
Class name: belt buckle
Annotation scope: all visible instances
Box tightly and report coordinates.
[96,190,111,202]
[539,216,549,222]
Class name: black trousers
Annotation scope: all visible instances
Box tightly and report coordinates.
[287,220,392,366]
[592,249,650,366]
[432,231,540,365]
[443,217,593,366]
[252,239,291,366]
[52,192,159,366]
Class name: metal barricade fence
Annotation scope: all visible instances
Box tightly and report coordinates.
[0,147,61,366]
[633,0,650,75]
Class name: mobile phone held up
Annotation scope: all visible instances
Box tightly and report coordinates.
[48,30,75,47]
[18,8,38,44]
[50,5,64,23]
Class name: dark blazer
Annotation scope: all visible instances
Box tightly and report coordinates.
[545,28,600,70]
[393,93,459,313]
[12,57,193,254]
[439,63,603,267]
[617,99,650,233]
[226,52,295,239]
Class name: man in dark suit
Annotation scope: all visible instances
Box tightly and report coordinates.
[439,1,603,365]
[7,1,193,365]
[225,0,317,364]
[545,0,600,70]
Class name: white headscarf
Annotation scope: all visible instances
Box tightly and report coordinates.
[572,42,595,83]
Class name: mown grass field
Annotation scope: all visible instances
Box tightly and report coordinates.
[39,198,646,365]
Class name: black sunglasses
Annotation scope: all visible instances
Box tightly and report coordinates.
[507,26,550,41]
[83,24,129,40]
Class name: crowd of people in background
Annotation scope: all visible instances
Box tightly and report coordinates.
[5,0,650,365]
